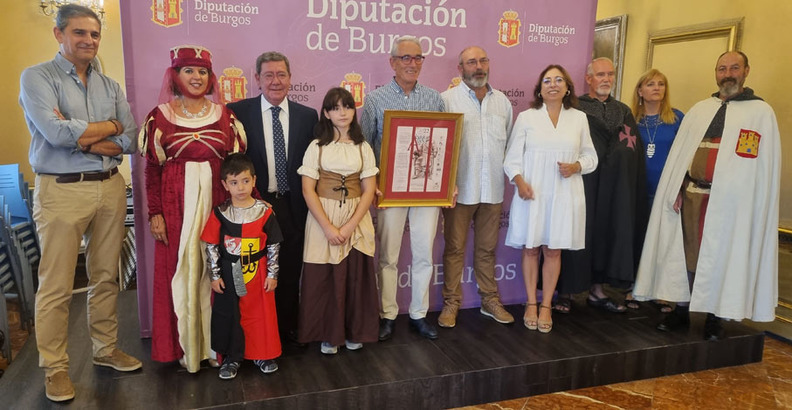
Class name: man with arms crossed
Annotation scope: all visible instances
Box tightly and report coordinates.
[19,4,140,402]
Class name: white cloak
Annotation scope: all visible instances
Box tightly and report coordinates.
[633,96,780,322]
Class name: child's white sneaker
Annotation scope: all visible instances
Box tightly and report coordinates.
[320,342,338,355]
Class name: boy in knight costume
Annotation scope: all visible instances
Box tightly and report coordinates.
[201,153,284,379]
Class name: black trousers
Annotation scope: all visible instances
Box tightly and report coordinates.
[261,191,305,339]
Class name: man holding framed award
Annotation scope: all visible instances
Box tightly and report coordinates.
[361,35,446,341]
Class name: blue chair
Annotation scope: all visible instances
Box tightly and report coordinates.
[1,202,35,331]
[0,235,18,363]
[0,164,32,226]
[0,165,40,288]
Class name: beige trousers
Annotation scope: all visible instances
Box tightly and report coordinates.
[33,173,126,376]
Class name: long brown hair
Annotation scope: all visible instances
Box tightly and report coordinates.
[530,64,578,109]
[314,87,364,146]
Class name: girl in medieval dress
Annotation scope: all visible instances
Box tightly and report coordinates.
[296,87,380,354]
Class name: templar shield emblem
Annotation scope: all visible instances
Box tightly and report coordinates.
[151,0,183,28]
[498,10,521,48]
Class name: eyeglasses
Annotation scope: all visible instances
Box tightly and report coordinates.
[393,55,425,64]
[542,76,566,85]
[462,58,490,67]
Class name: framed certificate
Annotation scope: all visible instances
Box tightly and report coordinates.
[377,110,463,207]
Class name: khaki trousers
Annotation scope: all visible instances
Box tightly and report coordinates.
[33,173,126,376]
[442,203,503,307]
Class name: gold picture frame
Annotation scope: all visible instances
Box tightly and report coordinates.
[645,18,743,111]
[594,15,628,99]
[646,18,743,69]
[377,110,463,207]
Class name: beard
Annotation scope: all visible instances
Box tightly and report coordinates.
[463,70,488,88]
[718,77,741,98]
[595,84,612,98]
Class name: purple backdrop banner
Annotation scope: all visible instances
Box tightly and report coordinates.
[121,0,597,337]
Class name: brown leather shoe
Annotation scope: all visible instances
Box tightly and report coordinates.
[438,304,459,328]
[481,300,515,324]
[93,349,142,372]
[45,371,75,402]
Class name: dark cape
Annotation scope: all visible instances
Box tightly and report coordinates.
[558,95,649,293]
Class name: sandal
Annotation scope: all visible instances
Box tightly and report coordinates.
[538,305,553,334]
[587,294,627,313]
[524,304,538,330]
[624,293,640,310]
[651,300,674,313]
[552,296,572,314]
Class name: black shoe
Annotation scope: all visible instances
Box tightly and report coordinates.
[255,359,278,374]
[657,306,690,332]
[409,318,439,340]
[218,361,240,380]
[379,318,395,341]
[286,330,307,348]
[704,313,724,341]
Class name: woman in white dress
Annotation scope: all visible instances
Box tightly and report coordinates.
[503,65,598,333]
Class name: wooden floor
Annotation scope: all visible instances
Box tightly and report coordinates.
[0,291,764,409]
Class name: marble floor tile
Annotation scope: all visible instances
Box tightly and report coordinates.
[471,337,792,410]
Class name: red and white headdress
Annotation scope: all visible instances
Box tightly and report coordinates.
[170,45,213,70]
[159,44,218,103]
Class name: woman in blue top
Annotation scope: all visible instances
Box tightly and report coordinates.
[627,68,684,311]
[631,69,684,204]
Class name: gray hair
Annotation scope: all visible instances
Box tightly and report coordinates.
[255,51,291,75]
[457,46,486,65]
[586,57,614,75]
[390,36,422,57]
[55,4,100,32]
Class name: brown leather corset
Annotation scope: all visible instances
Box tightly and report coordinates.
[315,143,363,205]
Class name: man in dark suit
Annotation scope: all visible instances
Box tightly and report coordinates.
[227,51,318,343]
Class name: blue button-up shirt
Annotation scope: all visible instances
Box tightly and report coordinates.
[19,53,137,174]
[361,78,445,167]
[441,81,513,204]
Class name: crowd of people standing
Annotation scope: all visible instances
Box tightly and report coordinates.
[18,4,780,402]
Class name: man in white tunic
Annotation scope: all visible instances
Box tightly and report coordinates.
[437,46,514,328]
[633,51,780,340]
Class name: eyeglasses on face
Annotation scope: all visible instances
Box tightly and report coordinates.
[393,55,425,64]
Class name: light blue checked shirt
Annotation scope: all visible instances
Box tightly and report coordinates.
[19,52,137,174]
[361,78,445,167]
[441,81,513,205]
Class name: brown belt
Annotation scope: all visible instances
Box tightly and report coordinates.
[43,167,119,184]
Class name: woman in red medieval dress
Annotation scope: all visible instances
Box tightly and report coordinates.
[139,45,247,373]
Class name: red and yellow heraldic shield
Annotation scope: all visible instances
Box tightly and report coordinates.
[219,67,248,104]
[341,73,366,109]
[735,128,761,158]
[151,0,183,28]
[498,11,521,48]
